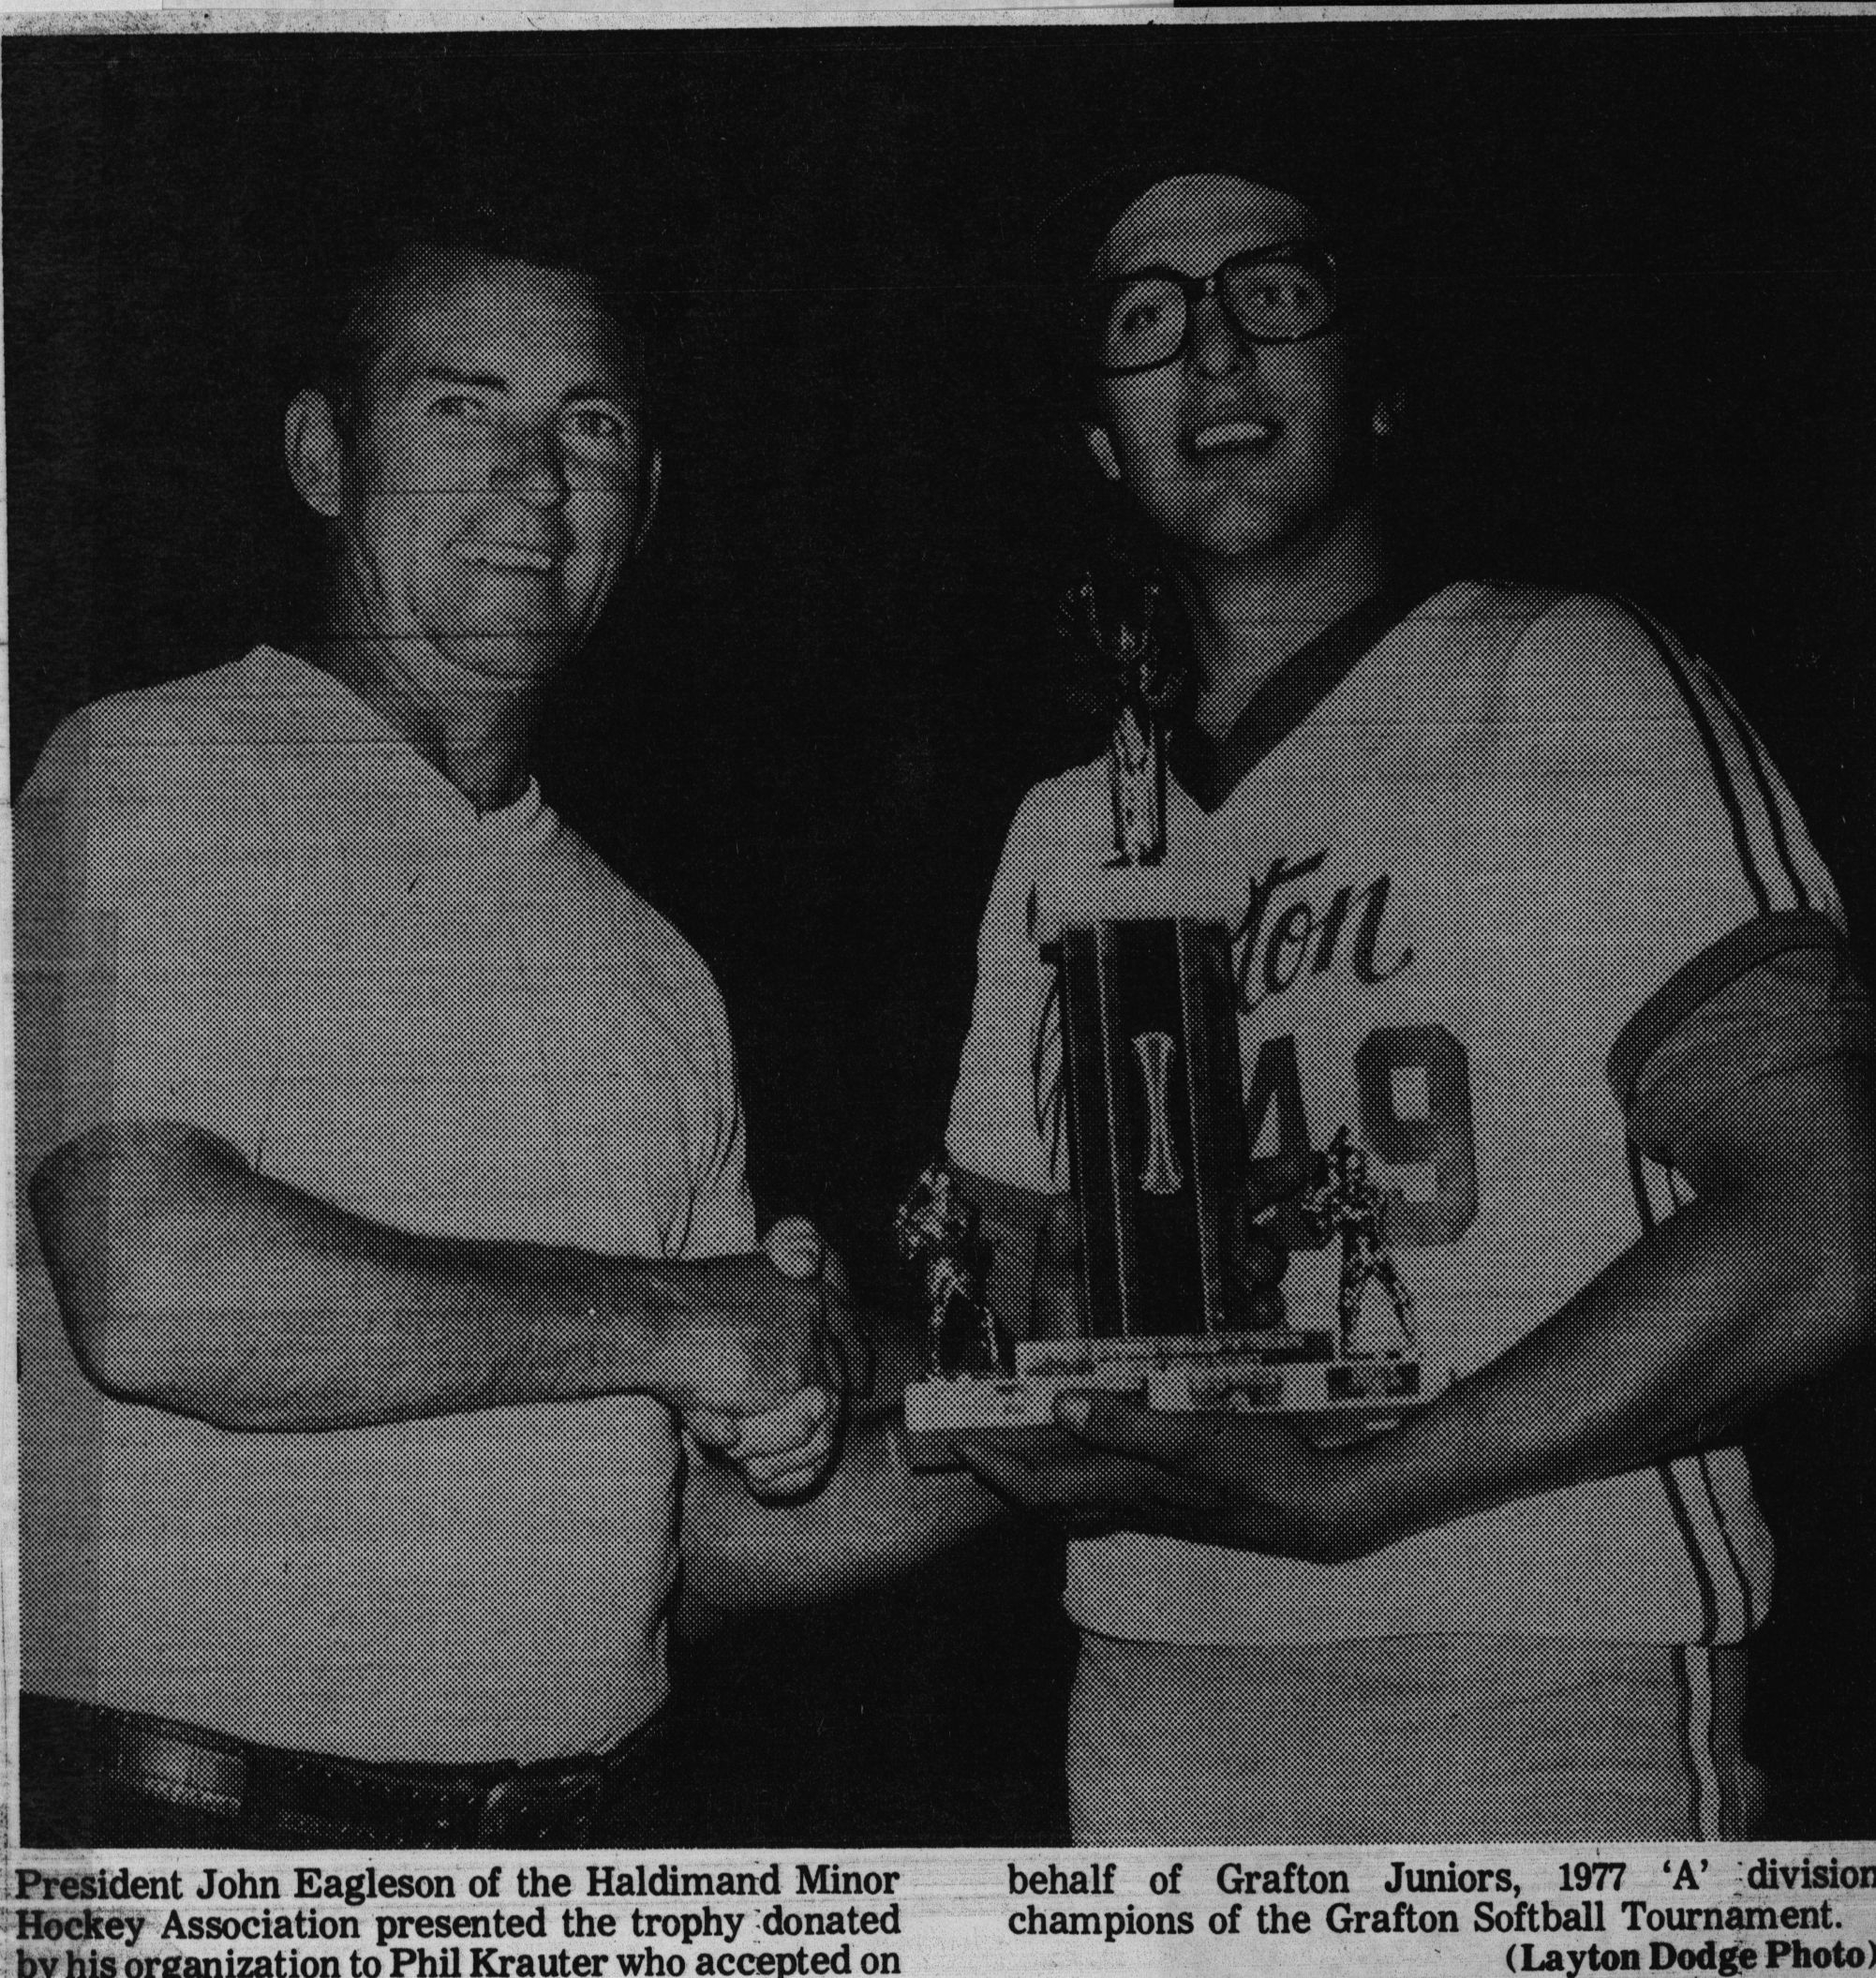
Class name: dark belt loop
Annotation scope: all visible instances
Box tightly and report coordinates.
[240,1749,281,1844]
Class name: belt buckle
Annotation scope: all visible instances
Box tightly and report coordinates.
[476,1758,603,1846]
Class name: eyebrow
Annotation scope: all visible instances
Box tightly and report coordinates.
[418,366,634,404]
[1096,238,1323,281]
[422,367,510,394]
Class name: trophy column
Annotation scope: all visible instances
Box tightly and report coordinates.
[1049,915,1251,1342]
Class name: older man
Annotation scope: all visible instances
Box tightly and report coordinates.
[945,156,1875,1841]
[16,217,859,1847]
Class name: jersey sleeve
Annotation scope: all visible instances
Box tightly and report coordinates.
[13,703,291,1179]
[1621,937,1870,1168]
[944,780,1075,1197]
[1487,594,1850,1130]
[672,958,759,1260]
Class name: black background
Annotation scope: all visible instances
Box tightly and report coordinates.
[8,19,1876,1839]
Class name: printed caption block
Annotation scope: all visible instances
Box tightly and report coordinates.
[12,1851,1876,1978]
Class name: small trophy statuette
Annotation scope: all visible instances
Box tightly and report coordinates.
[1057,530,1190,869]
[1107,700,1166,870]
[1298,1127,1418,1360]
[896,1156,1148,1467]
[894,1160,1002,1377]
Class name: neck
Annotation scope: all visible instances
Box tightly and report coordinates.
[1175,504,1390,740]
[307,622,543,813]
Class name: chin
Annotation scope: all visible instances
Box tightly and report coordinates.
[1158,502,1303,563]
[442,632,580,683]
[1149,476,1349,563]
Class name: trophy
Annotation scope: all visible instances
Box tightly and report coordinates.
[898,544,1426,1467]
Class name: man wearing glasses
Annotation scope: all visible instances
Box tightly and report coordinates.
[943,157,1874,1841]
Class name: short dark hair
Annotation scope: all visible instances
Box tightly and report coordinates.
[315,205,652,444]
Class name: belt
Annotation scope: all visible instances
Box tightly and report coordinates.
[22,1695,662,1848]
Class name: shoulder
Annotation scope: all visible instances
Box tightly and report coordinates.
[1418,578,1571,637]
[960,763,1119,950]
[1503,588,1704,717]
[14,663,303,957]
[1403,580,1669,673]
[22,654,284,778]
[1386,582,1664,708]
[17,658,266,832]
[1442,587,1747,785]
[997,759,1113,868]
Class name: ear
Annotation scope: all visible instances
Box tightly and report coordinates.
[285,390,346,520]
[1081,423,1123,483]
[632,445,663,557]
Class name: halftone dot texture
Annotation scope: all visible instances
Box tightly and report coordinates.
[1065,1634,1764,1843]
[945,580,1854,1839]
[15,645,758,1770]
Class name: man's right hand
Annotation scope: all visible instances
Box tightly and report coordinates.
[659,1222,871,1499]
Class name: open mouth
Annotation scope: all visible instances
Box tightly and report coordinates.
[1184,419,1281,459]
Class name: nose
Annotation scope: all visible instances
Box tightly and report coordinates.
[1187,284,1251,380]
[496,423,569,507]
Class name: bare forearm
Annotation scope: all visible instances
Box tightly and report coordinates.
[957,1063,1876,1562]
[1352,1186,1874,1554]
[968,1180,1875,1564]
[683,1387,1000,1611]
[33,1123,722,1430]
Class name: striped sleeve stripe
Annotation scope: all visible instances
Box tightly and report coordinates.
[1620,598,1815,916]
[1627,1140,1738,1649]
[1673,1646,1703,1838]
[1657,1452,1722,1652]
[1670,1450,1754,1643]
[1613,599,1805,1646]
[1675,1646,1729,1841]
[1606,906,1844,1108]
[1695,1449,1758,1635]
[1699,661,1813,911]
[1615,600,1769,915]
[1626,1133,1688,1234]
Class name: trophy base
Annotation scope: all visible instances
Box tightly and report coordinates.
[1146,1339,1425,1426]
[901,1359,1146,1470]
[903,1333,1431,1470]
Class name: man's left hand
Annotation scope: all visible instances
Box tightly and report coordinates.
[955,1391,1384,1564]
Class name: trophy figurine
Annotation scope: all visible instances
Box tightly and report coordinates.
[1060,528,1185,870]
[1301,1126,1418,1360]
[894,1162,1004,1378]
[898,1155,1148,1467]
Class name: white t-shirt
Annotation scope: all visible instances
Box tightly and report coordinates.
[947,583,1848,1649]
[16,646,757,1765]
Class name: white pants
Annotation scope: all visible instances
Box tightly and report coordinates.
[1066,1631,1762,1845]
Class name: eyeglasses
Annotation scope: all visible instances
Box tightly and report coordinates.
[1090,240,1341,376]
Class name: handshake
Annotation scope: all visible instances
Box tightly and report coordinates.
[651,1217,873,1502]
